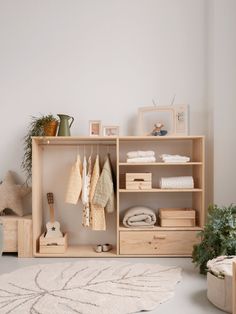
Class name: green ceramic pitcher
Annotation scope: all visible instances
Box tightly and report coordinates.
[57,114,74,136]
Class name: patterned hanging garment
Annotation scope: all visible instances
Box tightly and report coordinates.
[82,155,92,227]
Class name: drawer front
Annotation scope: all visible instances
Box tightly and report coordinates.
[1,219,18,252]
[120,231,199,255]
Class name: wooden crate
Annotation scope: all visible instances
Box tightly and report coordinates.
[159,208,196,227]
[39,233,68,254]
[126,173,152,190]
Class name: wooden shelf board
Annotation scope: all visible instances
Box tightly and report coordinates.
[119,162,202,166]
[119,188,203,193]
[35,245,117,257]
[118,135,205,141]
[119,226,203,231]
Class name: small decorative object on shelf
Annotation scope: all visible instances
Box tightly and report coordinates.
[138,104,188,136]
[102,125,119,136]
[89,120,101,136]
[57,114,74,136]
[22,114,58,180]
[151,123,168,136]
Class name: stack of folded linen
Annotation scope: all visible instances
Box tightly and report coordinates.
[127,151,156,163]
[160,154,190,163]
[160,176,194,189]
[123,206,156,228]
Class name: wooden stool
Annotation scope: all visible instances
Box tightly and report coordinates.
[0,215,32,257]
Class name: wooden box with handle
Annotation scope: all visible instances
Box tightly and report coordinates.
[125,173,152,190]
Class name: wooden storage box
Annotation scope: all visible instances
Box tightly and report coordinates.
[39,233,68,254]
[159,208,196,227]
[126,173,152,190]
[0,215,32,257]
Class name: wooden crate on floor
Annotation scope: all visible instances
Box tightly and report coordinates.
[159,208,196,227]
[39,233,68,254]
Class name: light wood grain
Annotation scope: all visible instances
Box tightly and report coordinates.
[32,135,205,258]
[159,208,196,227]
[120,162,203,166]
[0,219,17,252]
[35,245,117,257]
[32,138,43,256]
[18,219,33,257]
[120,230,200,255]
[39,233,68,254]
[0,215,32,256]
[119,188,203,193]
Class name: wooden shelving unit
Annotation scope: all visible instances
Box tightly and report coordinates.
[32,135,205,257]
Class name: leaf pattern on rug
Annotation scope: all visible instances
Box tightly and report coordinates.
[0,260,181,314]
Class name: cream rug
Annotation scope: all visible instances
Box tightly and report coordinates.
[0,260,181,313]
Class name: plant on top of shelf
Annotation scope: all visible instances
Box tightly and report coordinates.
[22,114,58,181]
[192,204,236,274]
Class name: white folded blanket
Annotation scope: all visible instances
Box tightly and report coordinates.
[127,151,155,159]
[160,176,194,189]
[123,206,156,228]
[160,154,190,163]
[127,156,156,163]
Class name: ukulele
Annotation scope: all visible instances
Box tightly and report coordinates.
[45,192,63,238]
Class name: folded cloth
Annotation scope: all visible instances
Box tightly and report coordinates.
[127,151,155,159]
[160,176,194,189]
[123,206,156,228]
[160,154,190,163]
[127,156,156,163]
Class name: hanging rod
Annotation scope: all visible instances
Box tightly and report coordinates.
[39,143,116,146]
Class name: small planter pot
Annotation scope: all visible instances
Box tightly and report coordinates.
[43,121,58,136]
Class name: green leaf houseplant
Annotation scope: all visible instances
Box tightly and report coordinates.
[22,114,58,181]
[192,204,236,274]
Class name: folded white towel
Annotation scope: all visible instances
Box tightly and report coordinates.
[127,151,155,159]
[127,156,156,163]
[160,154,190,163]
[160,176,194,189]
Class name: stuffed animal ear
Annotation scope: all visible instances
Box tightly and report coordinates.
[0,171,31,216]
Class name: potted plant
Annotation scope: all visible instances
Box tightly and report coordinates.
[22,114,58,181]
[192,204,236,274]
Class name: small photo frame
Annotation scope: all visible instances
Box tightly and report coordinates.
[89,120,101,136]
[102,125,119,136]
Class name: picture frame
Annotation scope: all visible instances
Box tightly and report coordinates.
[102,125,119,136]
[137,105,188,136]
[89,120,101,136]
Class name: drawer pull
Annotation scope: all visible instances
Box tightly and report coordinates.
[153,235,166,240]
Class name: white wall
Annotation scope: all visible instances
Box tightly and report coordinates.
[0,0,208,181]
[208,0,236,205]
